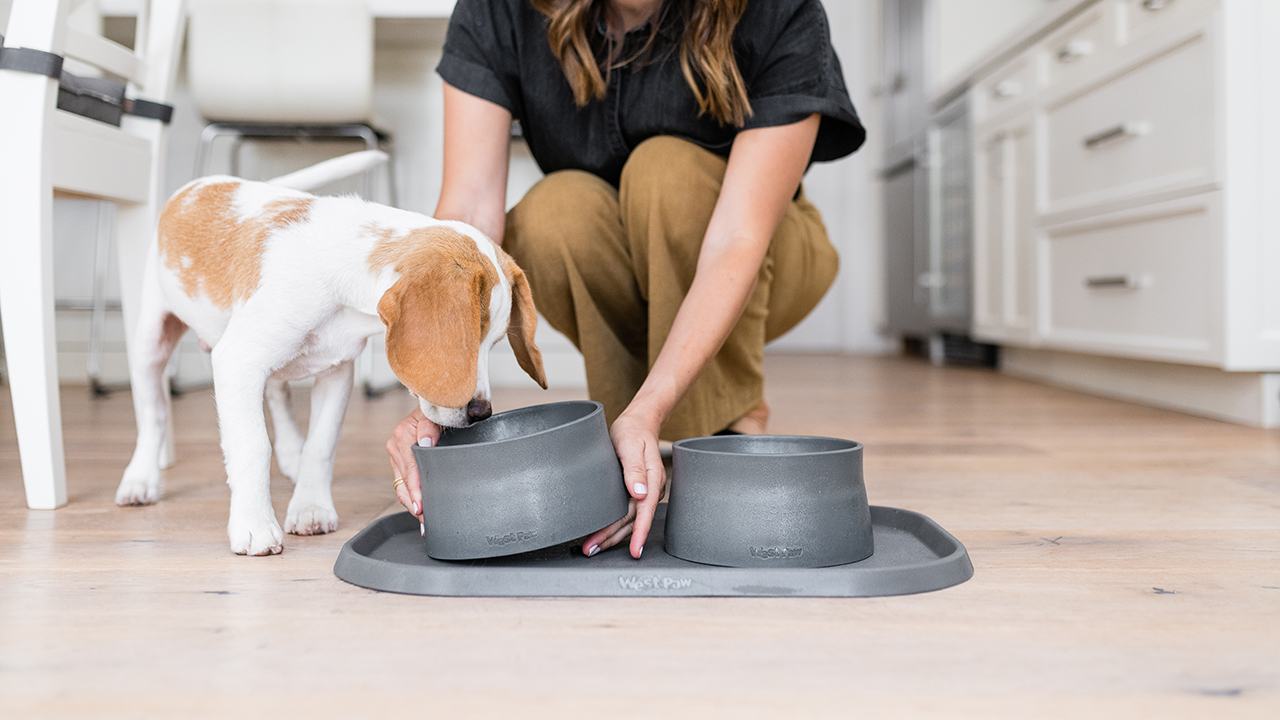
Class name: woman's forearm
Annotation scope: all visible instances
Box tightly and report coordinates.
[627,233,768,426]
[435,83,513,243]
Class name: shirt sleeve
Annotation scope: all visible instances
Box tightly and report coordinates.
[739,0,866,162]
[436,0,524,119]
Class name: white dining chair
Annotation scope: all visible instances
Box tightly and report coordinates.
[0,0,187,509]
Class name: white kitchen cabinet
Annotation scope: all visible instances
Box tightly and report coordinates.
[973,116,1037,343]
[881,0,1053,355]
[963,0,1280,426]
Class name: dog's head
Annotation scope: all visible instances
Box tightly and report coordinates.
[374,225,547,428]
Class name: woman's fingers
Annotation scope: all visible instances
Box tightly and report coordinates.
[628,438,666,557]
[598,416,667,559]
[385,409,440,524]
[582,499,637,556]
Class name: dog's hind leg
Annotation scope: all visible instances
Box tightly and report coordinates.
[116,284,187,506]
[265,378,304,484]
[284,359,354,536]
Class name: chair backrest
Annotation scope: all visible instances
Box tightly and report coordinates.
[1,0,186,203]
[187,0,373,124]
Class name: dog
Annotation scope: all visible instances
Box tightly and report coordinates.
[114,151,547,556]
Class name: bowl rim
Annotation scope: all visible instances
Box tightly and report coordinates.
[672,434,863,458]
[421,400,605,452]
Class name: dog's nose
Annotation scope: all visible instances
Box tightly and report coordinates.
[466,398,492,423]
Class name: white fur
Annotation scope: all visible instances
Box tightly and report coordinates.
[116,153,511,556]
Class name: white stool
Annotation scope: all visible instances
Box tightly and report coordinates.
[187,0,399,396]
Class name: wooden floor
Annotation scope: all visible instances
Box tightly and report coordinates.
[1,354,1277,718]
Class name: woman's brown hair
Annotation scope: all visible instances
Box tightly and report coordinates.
[529,0,752,127]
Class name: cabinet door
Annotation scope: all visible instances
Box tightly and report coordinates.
[930,106,973,330]
[973,120,1036,342]
[884,158,931,335]
[882,0,929,154]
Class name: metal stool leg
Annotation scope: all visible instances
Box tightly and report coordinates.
[87,202,128,396]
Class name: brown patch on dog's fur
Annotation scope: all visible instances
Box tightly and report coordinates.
[158,181,313,309]
[372,226,502,407]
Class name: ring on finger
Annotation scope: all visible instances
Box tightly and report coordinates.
[392,477,407,491]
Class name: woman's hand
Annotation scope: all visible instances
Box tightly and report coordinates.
[580,409,666,558]
[386,408,442,533]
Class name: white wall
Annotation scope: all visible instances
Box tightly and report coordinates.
[770,0,890,354]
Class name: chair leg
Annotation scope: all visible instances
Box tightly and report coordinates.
[0,176,68,509]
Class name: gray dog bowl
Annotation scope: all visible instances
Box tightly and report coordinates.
[412,401,630,560]
[665,435,874,569]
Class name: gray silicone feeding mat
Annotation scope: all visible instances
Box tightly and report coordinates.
[333,505,973,597]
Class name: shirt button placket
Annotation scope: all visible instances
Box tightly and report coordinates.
[609,59,629,155]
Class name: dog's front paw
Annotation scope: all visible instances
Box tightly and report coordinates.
[284,502,339,536]
[115,465,161,506]
[228,514,285,556]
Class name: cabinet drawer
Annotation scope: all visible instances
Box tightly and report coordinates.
[1043,195,1220,362]
[974,52,1036,124]
[1044,26,1214,213]
[1041,2,1112,87]
[1120,0,1216,45]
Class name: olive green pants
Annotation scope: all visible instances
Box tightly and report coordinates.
[503,136,838,440]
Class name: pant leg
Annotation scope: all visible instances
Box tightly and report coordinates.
[620,137,838,440]
[503,170,648,426]
[762,189,840,343]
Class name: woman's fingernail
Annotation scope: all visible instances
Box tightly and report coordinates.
[418,437,433,447]
[587,544,600,557]
[420,521,425,538]
[632,483,647,496]
[412,501,420,516]
[637,546,644,558]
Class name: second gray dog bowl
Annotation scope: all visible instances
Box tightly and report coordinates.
[412,401,629,560]
[665,435,874,569]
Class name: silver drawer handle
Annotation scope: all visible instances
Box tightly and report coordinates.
[993,79,1023,99]
[1142,0,1170,11]
[1057,39,1095,63]
[1086,273,1148,289]
[1083,120,1151,148]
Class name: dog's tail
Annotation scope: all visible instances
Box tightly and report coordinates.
[267,150,389,192]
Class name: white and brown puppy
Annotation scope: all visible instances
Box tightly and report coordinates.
[115,151,547,556]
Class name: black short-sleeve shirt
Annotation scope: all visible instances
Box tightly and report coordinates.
[437,0,866,187]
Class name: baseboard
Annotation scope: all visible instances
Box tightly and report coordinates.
[1001,347,1280,428]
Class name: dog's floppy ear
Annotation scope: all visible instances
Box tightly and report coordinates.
[378,253,485,408]
[501,252,547,390]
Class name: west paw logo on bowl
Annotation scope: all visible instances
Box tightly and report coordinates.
[486,530,538,547]
[749,546,804,560]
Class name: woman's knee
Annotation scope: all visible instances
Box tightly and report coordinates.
[763,202,840,341]
[619,137,726,216]
[505,170,619,274]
